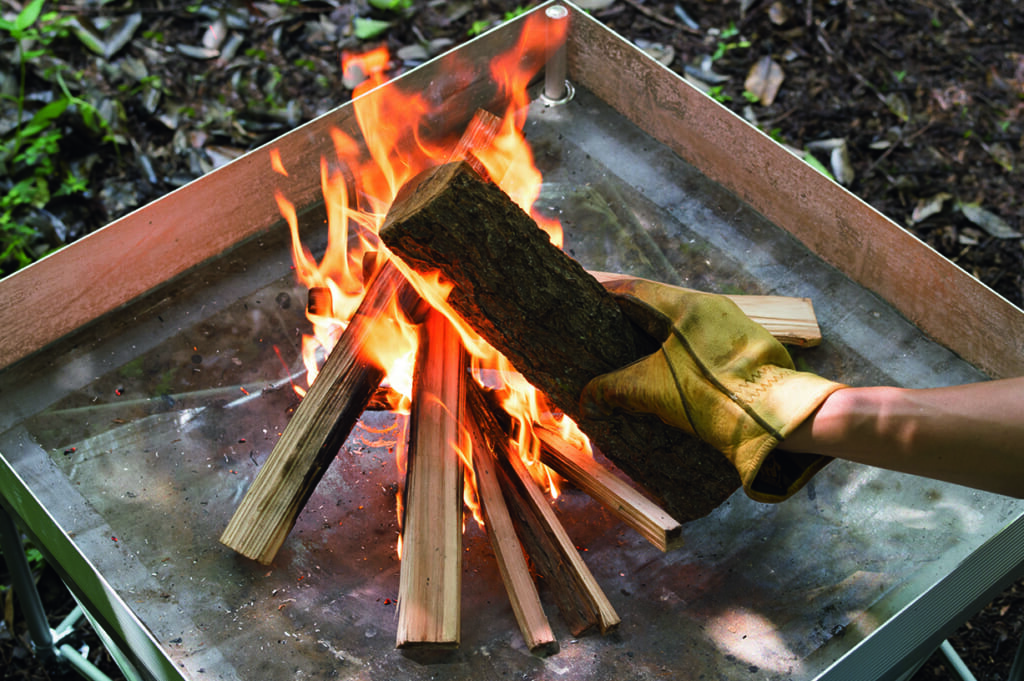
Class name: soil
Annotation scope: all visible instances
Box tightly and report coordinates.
[1,1,1022,679]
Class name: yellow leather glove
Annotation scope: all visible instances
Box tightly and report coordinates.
[581,276,844,503]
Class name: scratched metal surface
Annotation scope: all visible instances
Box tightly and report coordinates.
[1,84,1022,681]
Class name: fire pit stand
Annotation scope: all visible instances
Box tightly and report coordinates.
[1,4,1023,681]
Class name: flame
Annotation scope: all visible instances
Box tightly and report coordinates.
[277,12,585,553]
[455,427,484,530]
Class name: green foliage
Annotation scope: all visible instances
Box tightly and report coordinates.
[467,19,491,37]
[504,6,530,21]
[711,22,750,61]
[353,16,391,40]
[707,85,731,103]
[0,0,116,274]
[0,542,46,595]
[802,151,835,181]
[368,0,412,10]
[742,89,761,103]
[467,5,535,38]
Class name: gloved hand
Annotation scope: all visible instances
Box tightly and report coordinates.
[581,276,845,503]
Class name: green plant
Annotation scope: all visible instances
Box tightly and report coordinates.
[802,151,835,181]
[504,5,530,21]
[742,89,761,103]
[353,16,391,40]
[0,0,115,273]
[707,85,732,103]
[0,541,46,595]
[711,22,750,61]
[369,0,412,10]
[467,19,491,37]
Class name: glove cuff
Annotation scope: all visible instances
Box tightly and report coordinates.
[732,371,845,503]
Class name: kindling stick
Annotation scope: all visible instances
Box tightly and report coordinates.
[221,261,420,564]
[396,310,466,649]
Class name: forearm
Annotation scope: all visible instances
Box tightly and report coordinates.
[780,377,1024,498]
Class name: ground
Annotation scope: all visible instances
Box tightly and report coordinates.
[1,1,1022,679]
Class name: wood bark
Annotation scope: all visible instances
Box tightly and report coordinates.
[379,161,741,523]
[220,260,420,564]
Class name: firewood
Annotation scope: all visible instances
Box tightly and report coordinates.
[535,426,684,552]
[220,261,421,564]
[589,271,822,347]
[496,458,599,637]
[379,161,741,525]
[445,108,501,179]
[467,381,619,635]
[396,310,466,649]
[470,433,558,656]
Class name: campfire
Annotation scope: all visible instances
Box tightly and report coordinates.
[219,8,821,656]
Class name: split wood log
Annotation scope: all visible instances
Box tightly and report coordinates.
[535,426,684,553]
[589,271,822,347]
[220,261,421,564]
[473,383,683,552]
[396,310,466,649]
[470,431,558,656]
[467,380,620,635]
[379,161,741,524]
[495,459,599,636]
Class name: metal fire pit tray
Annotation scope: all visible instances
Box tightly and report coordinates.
[2,3,1023,680]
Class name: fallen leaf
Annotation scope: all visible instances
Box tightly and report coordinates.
[983,142,1014,172]
[885,92,911,122]
[685,56,731,85]
[910,192,952,224]
[769,1,791,25]
[744,56,784,106]
[830,143,855,186]
[958,202,1021,239]
[805,138,854,185]
[635,39,675,67]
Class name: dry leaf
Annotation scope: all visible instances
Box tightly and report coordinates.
[983,142,1014,172]
[910,192,953,224]
[958,202,1021,239]
[744,56,785,106]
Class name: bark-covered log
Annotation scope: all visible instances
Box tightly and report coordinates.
[379,161,741,523]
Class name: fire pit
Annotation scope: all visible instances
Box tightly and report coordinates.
[2,3,1024,680]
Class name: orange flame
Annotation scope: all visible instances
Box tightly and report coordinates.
[277,12,583,542]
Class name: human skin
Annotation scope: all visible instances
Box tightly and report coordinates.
[778,377,1024,498]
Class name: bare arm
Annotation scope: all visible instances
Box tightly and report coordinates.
[779,377,1024,498]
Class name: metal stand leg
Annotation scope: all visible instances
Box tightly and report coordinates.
[0,502,55,659]
[0,504,121,681]
[939,640,979,681]
[1008,630,1024,681]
